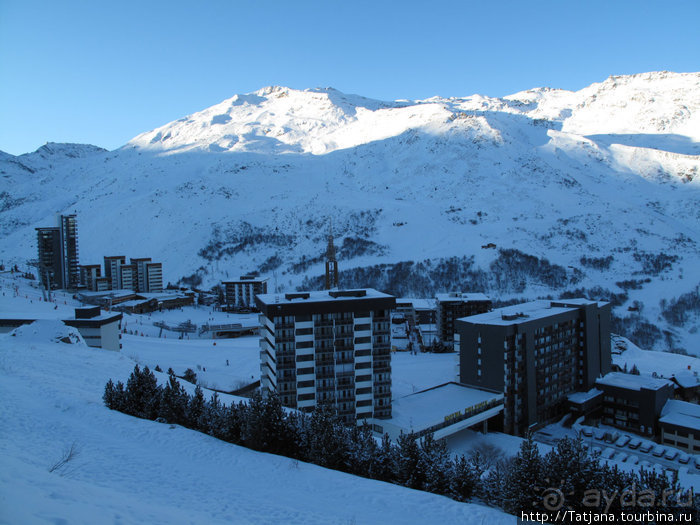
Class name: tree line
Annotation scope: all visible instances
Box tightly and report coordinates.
[104,366,698,520]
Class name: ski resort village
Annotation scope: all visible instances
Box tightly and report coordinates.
[1,70,700,523]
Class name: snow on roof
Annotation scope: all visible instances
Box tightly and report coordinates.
[660,400,700,432]
[78,289,136,299]
[458,299,589,326]
[435,292,490,303]
[567,388,603,404]
[387,382,502,432]
[611,335,700,388]
[397,298,436,310]
[256,288,392,305]
[596,371,672,391]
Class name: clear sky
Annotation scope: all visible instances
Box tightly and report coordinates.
[1,0,698,155]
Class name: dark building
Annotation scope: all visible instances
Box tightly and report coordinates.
[596,372,673,437]
[436,292,491,345]
[35,214,79,289]
[256,289,395,424]
[325,223,338,290]
[36,227,62,288]
[456,298,611,436]
[223,275,268,309]
[659,400,700,453]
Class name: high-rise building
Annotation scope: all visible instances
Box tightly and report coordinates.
[223,275,268,309]
[256,289,395,424]
[456,298,611,436]
[79,264,102,291]
[436,292,491,344]
[35,214,79,289]
[131,258,152,293]
[146,262,163,293]
[325,223,338,290]
[104,256,126,289]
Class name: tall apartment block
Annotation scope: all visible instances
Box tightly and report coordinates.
[145,262,163,293]
[456,298,611,436]
[79,264,102,290]
[223,275,268,309]
[104,256,126,289]
[256,289,395,424]
[35,214,79,289]
[131,258,152,292]
[436,292,491,344]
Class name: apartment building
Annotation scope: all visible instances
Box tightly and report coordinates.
[256,289,395,424]
[223,275,268,309]
[35,214,79,289]
[104,256,126,289]
[595,372,673,437]
[145,262,163,293]
[78,264,102,290]
[456,298,611,436]
[436,292,491,345]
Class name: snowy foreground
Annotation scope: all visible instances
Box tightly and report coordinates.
[0,327,512,524]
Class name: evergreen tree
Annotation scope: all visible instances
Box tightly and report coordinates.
[157,374,189,425]
[371,433,398,483]
[501,434,544,514]
[187,386,206,431]
[421,434,452,495]
[125,365,161,419]
[103,379,126,411]
[396,433,425,489]
[450,454,479,502]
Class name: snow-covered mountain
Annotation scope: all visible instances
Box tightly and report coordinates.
[1,71,699,352]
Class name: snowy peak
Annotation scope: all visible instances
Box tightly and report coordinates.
[127,72,700,158]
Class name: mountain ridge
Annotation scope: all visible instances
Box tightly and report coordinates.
[1,71,699,353]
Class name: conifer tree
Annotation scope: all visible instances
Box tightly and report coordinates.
[501,434,544,514]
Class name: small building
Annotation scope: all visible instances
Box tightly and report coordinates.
[376,382,504,440]
[223,275,268,310]
[0,307,122,351]
[659,400,700,453]
[436,292,491,345]
[596,372,674,438]
[63,307,123,351]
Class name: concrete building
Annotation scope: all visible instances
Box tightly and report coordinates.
[0,307,122,351]
[256,289,395,424]
[145,262,163,293]
[35,214,80,290]
[436,292,491,345]
[104,256,126,289]
[223,275,268,309]
[456,298,611,436]
[131,258,152,293]
[79,264,102,291]
[595,372,673,437]
[36,227,61,288]
[659,400,700,453]
[119,263,136,291]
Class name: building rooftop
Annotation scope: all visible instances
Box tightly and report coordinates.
[567,388,603,405]
[660,400,700,432]
[256,288,392,306]
[436,292,490,303]
[388,382,503,432]
[397,298,436,310]
[596,372,673,392]
[457,298,605,326]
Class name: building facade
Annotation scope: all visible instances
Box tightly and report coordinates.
[596,372,673,437]
[223,275,268,309]
[256,289,395,424]
[436,292,491,345]
[456,298,611,436]
[145,262,163,293]
[104,256,126,289]
[35,214,80,290]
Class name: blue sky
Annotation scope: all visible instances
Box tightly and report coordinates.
[1,0,698,155]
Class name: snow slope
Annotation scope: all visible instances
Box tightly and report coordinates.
[1,71,699,352]
[0,322,513,524]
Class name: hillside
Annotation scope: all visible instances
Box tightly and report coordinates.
[0,71,699,353]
